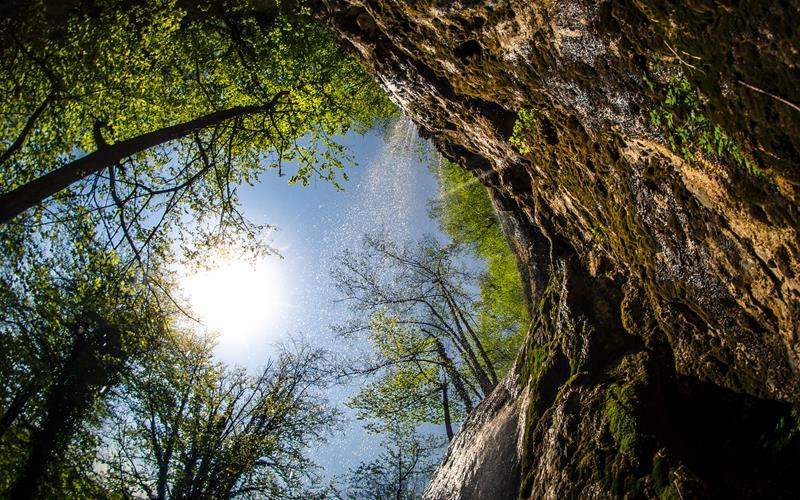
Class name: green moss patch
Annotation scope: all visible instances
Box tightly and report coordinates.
[604,382,640,457]
[649,76,765,177]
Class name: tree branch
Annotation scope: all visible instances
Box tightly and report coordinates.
[0,92,287,224]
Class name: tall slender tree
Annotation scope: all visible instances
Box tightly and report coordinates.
[429,156,529,370]
[331,233,509,437]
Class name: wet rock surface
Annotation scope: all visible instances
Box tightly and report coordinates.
[312,0,800,497]
[424,367,524,500]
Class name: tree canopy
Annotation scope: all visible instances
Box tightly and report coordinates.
[0,221,166,497]
[330,156,529,448]
[0,1,394,496]
[332,233,521,439]
[101,336,337,499]
[0,2,531,497]
[0,0,394,268]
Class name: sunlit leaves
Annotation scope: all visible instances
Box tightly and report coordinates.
[0,0,395,269]
[430,157,528,375]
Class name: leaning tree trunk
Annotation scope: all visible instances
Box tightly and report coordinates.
[441,381,454,441]
[0,95,285,225]
[313,0,800,498]
[9,320,124,498]
[442,286,498,385]
[439,294,495,395]
[430,334,473,412]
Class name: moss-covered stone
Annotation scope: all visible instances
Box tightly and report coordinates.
[605,382,639,457]
[648,75,764,177]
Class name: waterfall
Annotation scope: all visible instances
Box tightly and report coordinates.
[308,113,434,477]
[342,114,420,243]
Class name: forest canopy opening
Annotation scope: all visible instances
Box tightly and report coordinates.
[0,2,529,498]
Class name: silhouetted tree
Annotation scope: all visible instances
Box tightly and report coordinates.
[101,337,338,499]
[0,232,164,497]
[335,428,442,500]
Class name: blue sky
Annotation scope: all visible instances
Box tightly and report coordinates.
[182,117,444,478]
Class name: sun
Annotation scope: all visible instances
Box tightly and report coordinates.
[181,254,286,346]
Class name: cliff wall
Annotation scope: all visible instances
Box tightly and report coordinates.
[314,1,800,497]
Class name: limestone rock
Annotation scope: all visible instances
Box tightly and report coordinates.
[313,1,800,497]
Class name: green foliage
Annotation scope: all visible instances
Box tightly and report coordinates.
[347,312,462,435]
[431,157,529,376]
[649,77,764,176]
[0,221,165,496]
[510,108,537,154]
[352,370,440,434]
[1,1,392,182]
[604,383,639,457]
[0,0,395,264]
[338,155,531,445]
[101,335,337,498]
[334,234,504,438]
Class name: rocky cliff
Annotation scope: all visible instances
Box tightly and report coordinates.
[314,1,800,497]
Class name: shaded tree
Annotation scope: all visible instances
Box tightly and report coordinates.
[101,336,338,499]
[0,224,166,498]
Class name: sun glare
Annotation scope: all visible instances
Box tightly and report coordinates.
[181,255,287,348]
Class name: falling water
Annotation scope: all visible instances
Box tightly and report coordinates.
[308,114,435,477]
[363,114,419,238]
[312,113,428,326]
[336,114,421,245]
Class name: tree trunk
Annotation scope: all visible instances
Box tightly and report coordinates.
[439,289,494,394]
[10,349,93,497]
[0,380,39,439]
[430,335,473,411]
[9,321,123,498]
[396,446,403,500]
[442,285,499,385]
[0,94,285,225]
[441,382,454,441]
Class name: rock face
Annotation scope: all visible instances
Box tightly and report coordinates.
[314,0,800,497]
